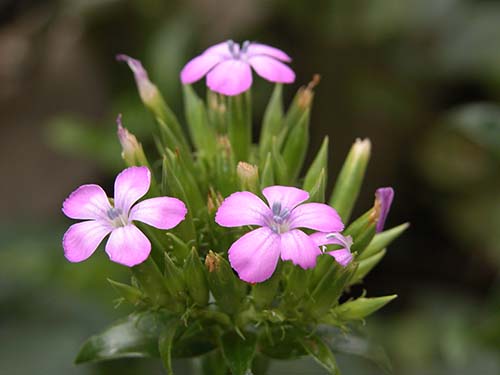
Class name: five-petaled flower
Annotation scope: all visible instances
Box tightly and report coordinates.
[62,166,187,267]
[180,40,295,96]
[215,185,344,283]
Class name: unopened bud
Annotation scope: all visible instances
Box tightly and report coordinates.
[237,162,259,192]
[116,114,146,166]
[207,188,224,215]
[297,74,320,110]
[116,54,160,104]
[332,295,397,321]
[373,187,394,232]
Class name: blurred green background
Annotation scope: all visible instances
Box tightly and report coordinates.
[1,0,499,374]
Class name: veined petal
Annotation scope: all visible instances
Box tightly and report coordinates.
[62,184,111,220]
[248,56,295,83]
[228,227,281,283]
[206,59,252,96]
[262,185,309,212]
[247,43,292,62]
[105,225,151,267]
[62,220,112,263]
[327,249,353,267]
[215,191,270,227]
[114,166,150,214]
[280,229,321,269]
[180,54,224,84]
[289,203,344,232]
[375,187,394,232]
[129,197,187,230]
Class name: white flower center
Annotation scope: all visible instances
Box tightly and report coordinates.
[107,207,129,228]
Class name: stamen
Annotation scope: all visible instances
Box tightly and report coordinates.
[107,208,123,220]
[241,40,250,53]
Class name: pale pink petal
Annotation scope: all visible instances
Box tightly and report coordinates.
[206,60,253,96]
[288,203,344,232]
[114,166,151,214]
[105,225,151,267]
[262,186,309,212]
[129,197,187,230]
[228,227,281,283]
[203,41,232,58]
[310,232,353,267]
[62,184,111,220]
[180,54,225,84]
[215,191,270,227]
[280,229,321,269]
[116,54,149,85]
[62,220,112,263]
[327,249,353,267]
[247,43,292,62]
[248,56,295,83]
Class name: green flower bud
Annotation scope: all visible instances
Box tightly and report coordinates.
[163,252,186,302]
[205,251,246,314]
[237,162,259,193]
[329,138,371,222]
[184,247,209,306]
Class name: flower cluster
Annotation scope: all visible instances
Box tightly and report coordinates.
[64,40,405,375]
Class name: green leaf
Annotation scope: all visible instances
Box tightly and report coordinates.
[227,92,252,162]
[360,223,409,260]
[331,295,397,321]
[159,319,180,375]
[107,278,144,306]
[351,250,386,284]
[201,350,228,375]
[308,168,326,202]
[75,311,162,364]
[303,136,329,192]
[260,152,275,188]
[220,331,257,375]
[259,84,284,162]
[281,109,310,182]
[299,334,340,374]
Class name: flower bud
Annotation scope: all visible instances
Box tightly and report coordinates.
[237,162,259,193]
[116,114,147,167]
[116,54,159,104]
[184,247,209,306]
[329,138,371,222]
[205,251,246,314]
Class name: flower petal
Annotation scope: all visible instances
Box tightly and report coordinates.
[62,184,111,220]
[114,166,151,214]
[228,227,281,283]
[215,191,270,227]
[310,232,353,267]
[180,54,224,84]
[206,59,253,96]
[288,203,344,232]
[375,187,394,232]
[247,43,292,62]
[248,56,295,83]
[262,185,309,212]
[280,229,321,269]
[105,225,151,267]
[203,41,232,58]
[327,249,353,267]
[129,197,187,230]
[62,220,112,263]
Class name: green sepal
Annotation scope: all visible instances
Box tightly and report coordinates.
[227,92,252,162]
[183,85,217,158]
[163,252,186,302]
[309,261,358,318]
[303,136,329,192]
[350,250,386,284]
[260,152,275,188]
[205,251,247,314]
[360,223,409,260]
[308,168,326,202]
[75,311,164,364]
[252,264,281,308]
[184,247,209,307]
[107,278,144,306]
[329,138,371,222]
[281,109,310,182]
[166,232,191,261]
[299,334,340,375]
[331,295,397,321]
[131,257,170,307]
[220,330,257,375]
[271,138,289,185]
[259,84,284,163]
[159,318,181,375]
[283,265,310,308]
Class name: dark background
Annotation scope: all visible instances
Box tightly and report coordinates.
[1,0,499,374]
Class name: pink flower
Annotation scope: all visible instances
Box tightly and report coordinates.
[180,40,295,96]
[215,185,344,283]
[310,232,353,267]
[375,187,394,232]
[62,166,187,267]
